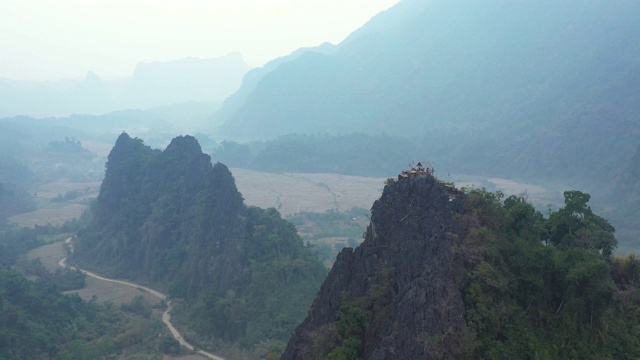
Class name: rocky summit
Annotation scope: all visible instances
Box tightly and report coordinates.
[282,173,468,359]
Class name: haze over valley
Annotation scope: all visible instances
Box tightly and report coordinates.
[2,0,640,359]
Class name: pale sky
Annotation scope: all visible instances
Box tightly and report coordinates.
[0,0,400,81]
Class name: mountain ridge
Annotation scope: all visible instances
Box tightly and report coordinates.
[0,53,250,118]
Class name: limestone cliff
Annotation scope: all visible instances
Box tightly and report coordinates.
[73,133,326,348]
[74,133,245,296]
[285,170,640,359]
[282,174,469,359]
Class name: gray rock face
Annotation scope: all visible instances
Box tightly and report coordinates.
[282,174,470,359]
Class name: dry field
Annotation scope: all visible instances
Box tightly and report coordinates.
[9,204,89,227]
[9,180,101,227]
[232,168,564,216]
[231,168,387,215]
[34,180,101,200]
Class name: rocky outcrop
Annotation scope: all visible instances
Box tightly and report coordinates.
[282,174,469,359]
[74,133,246,296]
[73,133,326,348]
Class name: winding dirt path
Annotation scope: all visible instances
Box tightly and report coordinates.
[59,238,225,360]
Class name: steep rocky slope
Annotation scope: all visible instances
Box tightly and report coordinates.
[74,133,245,295]
[282,174,469,359]
[283,172,640,359]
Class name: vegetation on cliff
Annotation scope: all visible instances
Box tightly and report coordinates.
[455,188,636,359]
[282,175,640,359]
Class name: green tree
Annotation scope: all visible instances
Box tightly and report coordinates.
[547,190,616,256]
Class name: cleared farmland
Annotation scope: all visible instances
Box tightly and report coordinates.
[9,204,89,227]
[231,168,386,215]
[230,168,563,215]
[9,180,101,227]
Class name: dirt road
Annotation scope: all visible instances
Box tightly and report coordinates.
[59,238,224,360]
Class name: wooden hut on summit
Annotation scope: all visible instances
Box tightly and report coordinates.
[399,161,434,179]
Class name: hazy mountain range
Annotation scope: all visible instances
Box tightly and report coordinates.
[214,0,640,182]
[217,0,640,141]
[0,53,250,118]
[2,0,639,248]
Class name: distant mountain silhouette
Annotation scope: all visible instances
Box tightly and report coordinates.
[0,53,250,118]
[217,0,640,141]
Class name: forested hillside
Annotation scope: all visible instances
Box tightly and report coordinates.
[0,268,121,359]
[283,174,640,359]
[72,133,326,355]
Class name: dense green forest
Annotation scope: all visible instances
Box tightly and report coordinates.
[170,206,328,356]
[0,266,182,359]
[73,134,327,357]
[0,223,182,359]
[0,268,117,359]
[453,188,640,358]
